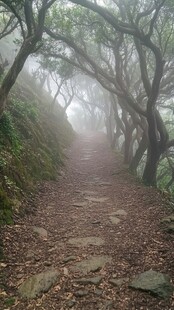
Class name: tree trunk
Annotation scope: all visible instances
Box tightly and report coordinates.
[142,144,161,186]
[129,132,147,172]
[0,38,39,117]
[111,127,122,150]
[142,101,161,186]
[124,129,133,164]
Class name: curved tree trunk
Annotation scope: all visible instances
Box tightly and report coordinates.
[124,128,134,164]
[142,146,161,186]
[129,132,148,172]
[0,41,32,116]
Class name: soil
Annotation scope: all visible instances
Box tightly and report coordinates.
[1,132,174,309]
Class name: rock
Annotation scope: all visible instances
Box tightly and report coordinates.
[72,202,88,208]
[109,216,121,225]
[18,269,59,299]
[16,273,24,279]
[68,237,104,247]
[66,300,76,308]
[32,226,48,239]
[71,256,111,275]
[63,256,76,263]
[165,223,174,234]
[109,277,129,287]
[129,270,173,298]
[74,289,88,297]
[75,276,103,285]
[94,289,103,296]
[34,257,41,262]
[111,210,127,216]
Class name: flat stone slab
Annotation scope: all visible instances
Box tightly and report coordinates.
[18,269,59,299]
[129,270,173,298]
[109,277,129,287]
[32,226,48,239]
[109,216,121,225]
[110,210,127,216]
[68,237,104,247]
[63,256,76,264]
[85,197,109,203]
[66,300,76,308]
[71,256,111,275]
[75,276,103,285]
[72,202,88,208]
[74,290,89,297]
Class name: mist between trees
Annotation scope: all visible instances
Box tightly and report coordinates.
[0,0,174,190]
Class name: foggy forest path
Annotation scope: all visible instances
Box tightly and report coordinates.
[2,133,174,309]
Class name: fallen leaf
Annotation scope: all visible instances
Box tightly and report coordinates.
[0,291,7,297]
[63,267,69,276]
[0,263,7,268]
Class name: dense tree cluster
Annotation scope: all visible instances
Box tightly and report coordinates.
[0,0,174,188]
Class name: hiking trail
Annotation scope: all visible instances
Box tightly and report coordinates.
[2,133,174,309]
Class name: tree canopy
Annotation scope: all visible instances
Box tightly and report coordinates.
[0,0,174,188]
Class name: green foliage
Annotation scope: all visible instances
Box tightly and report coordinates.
[4,297,16,307]
[0,111,22,155]
[0,189,13,225]
[0,238,3,260]
[11,99,38,121]
[157,156,174,194]
[0,68,74,226]
[40,57,75,80]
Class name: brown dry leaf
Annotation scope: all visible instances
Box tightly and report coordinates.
[0,263,7,268]
[17,278,26,287]
[0,290,7,296]
[66,292,73,299]
[63,267,69,276]
[54,285,61,292]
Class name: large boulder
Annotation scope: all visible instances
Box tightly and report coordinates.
[71,256,111,275]
[129,270,173,298]
[18,269,59,299]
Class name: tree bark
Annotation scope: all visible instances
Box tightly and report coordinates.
[0,41,31,116]
[129,132,147,172]
[124,127,134,164]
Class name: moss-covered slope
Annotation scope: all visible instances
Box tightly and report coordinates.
[0,70,74,225]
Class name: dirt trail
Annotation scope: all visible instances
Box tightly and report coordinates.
[1,133,174,309]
